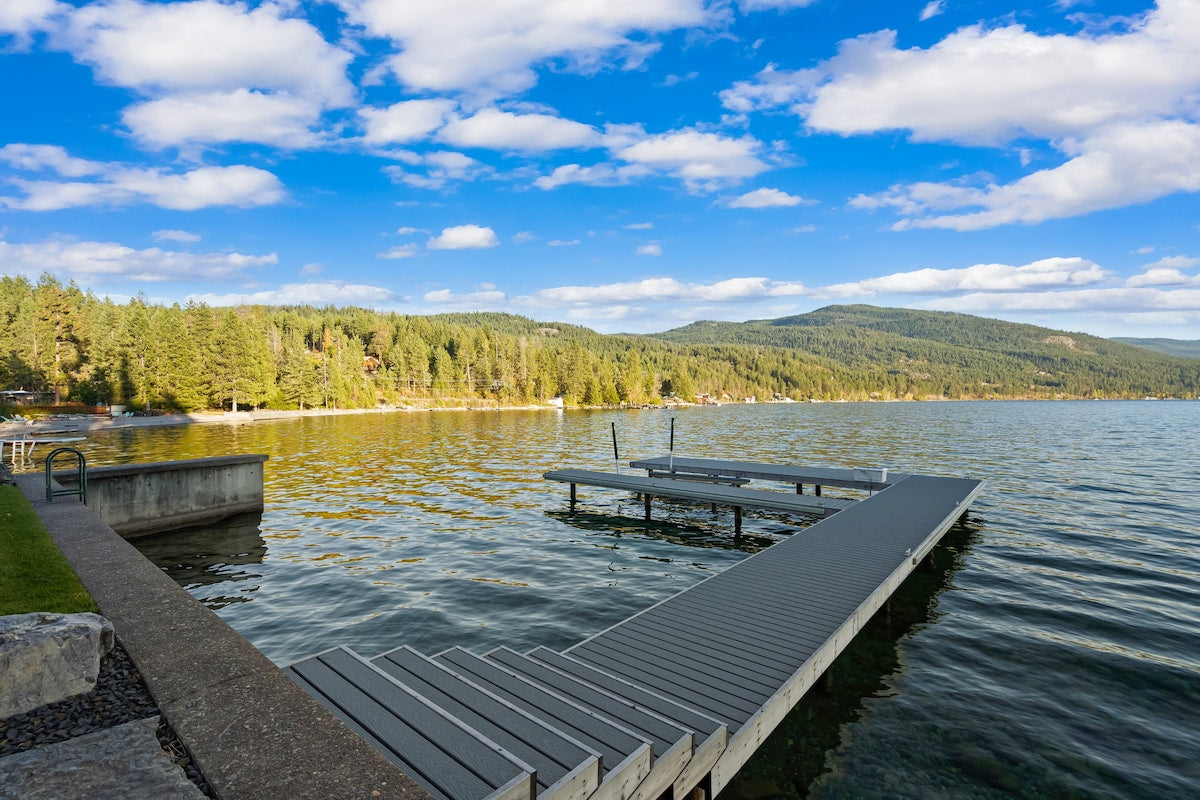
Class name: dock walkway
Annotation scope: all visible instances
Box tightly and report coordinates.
[288,467,983,800]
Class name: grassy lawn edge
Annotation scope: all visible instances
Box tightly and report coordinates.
[0,484,97,616]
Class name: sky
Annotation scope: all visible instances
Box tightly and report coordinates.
[2,0,1199,338]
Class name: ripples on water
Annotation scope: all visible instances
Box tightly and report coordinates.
[76,402,1200,799]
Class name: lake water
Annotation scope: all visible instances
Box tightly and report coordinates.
[72,401,1198,799]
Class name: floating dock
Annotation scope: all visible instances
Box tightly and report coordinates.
[287,461,983,800]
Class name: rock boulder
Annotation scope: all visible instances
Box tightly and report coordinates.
[0,612,115,718]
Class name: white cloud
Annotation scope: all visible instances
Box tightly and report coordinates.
[533,162,651,190]
[396,226,428,235]
[525,276,810,305]
[0,0,60,46]
[123,89,324,149]
[853,120,1200,230]
[623,222,655,230]
[512,231,537,243]
[151,229,201,243]
[423,288,508,307]
[918,1,946,22]
[0,148,286,211]
[615,129,769,192]
[0,237,276,285]
[360,99,457,145]
[1126,255,1200,287]
[384,151,489,189]
[790,224,816,233]
[377,244,420,259]
[61,0,355,105]
[636,243,662,256]
[438,108,601,151]
[427,224,500,250]
[299,263,323,276]
[818,257,1108,298]
[0,144,101,177]
[753,4,1200,145]
[728,187,805,208]
[548,239,580,246]
[337,0,708,96]
[738,1,818,10]
[915,287,1200,314]
[192,282,397,307]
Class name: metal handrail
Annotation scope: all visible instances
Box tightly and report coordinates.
[45,447,87,504]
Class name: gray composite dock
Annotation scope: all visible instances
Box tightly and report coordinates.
[288,468,983,800]
[628,456,897,493]
[542,468,856,529]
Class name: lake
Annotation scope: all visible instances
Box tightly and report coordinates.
[73,401,1199,799]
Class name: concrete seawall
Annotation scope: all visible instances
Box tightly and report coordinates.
[15,471,431,800]
[53,455,268,537]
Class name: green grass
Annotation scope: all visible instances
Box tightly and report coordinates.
[0,485,97,615]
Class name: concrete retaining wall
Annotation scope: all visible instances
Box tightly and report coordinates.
[54,455,268,537]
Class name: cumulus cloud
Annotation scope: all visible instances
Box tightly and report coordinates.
[616,130,769,192]
[384,151,490,189]
[726,4,1200,145]
[424,287,508,307]
[0,0,60,46]
[123,89,325,149]
[636,243,662,256]
[61,0,354,103]
[1126,255,1200,287]
[360,99,457,145]
[151,229,201,243]
[337,0,707,96]
[511,231,537,243]
[623,222,655,230]
[0,146,286,210]
[852,120,1200,230]
[818,257,1108,298]
[915,287,1200,314]
[533,162,651,190]
[192,282,397,307]
[548,239,580,246]
[721,2,1200,228]
[728,187,806,208]
[526,276,809,305]
[427,224,500,250]
[48,0,356,148]
[377,244,420,259]
[0,237,276,285]
[738,0,818,10]
[438,108,601,151]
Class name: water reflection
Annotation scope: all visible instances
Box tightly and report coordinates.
[723,516,984,800]
[133,512,266,608]
[547,509,780,553]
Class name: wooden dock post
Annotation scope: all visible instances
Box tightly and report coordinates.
[733,506,742,534]
[644,494,652,520]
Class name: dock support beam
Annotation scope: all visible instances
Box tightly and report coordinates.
[734,506,742,534]
[644,494,653,521]
[569,483,576,507]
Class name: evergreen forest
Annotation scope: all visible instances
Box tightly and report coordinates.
[2,274,1197,413]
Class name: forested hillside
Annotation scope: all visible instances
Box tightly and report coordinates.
[1111,337,1200,359]
[652,305,1200,399]
[2,276,1196,412]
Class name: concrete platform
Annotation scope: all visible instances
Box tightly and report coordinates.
[14,474,433,800]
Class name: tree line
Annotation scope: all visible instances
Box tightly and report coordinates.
[2,275,1196,413]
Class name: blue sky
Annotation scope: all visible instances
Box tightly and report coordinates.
[2,0,1199,337]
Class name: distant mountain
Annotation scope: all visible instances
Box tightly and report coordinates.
[1111,337,1200,359]
[648,305,1200,399]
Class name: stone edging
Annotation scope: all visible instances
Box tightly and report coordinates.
[15,474,432,800]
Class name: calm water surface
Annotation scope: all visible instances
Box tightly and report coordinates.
[73,402,1199,799]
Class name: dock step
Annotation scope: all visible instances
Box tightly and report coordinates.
[433,647,654,800]
[525,647,729,797]
[484,646,694,800]
[288,647,533,800]
[372,646,601,800]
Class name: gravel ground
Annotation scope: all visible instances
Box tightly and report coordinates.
[0,641,212,797]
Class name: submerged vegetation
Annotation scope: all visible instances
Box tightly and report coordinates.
[1,274,1197,412]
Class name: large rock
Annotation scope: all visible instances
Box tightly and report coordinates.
[0,613,115,718]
